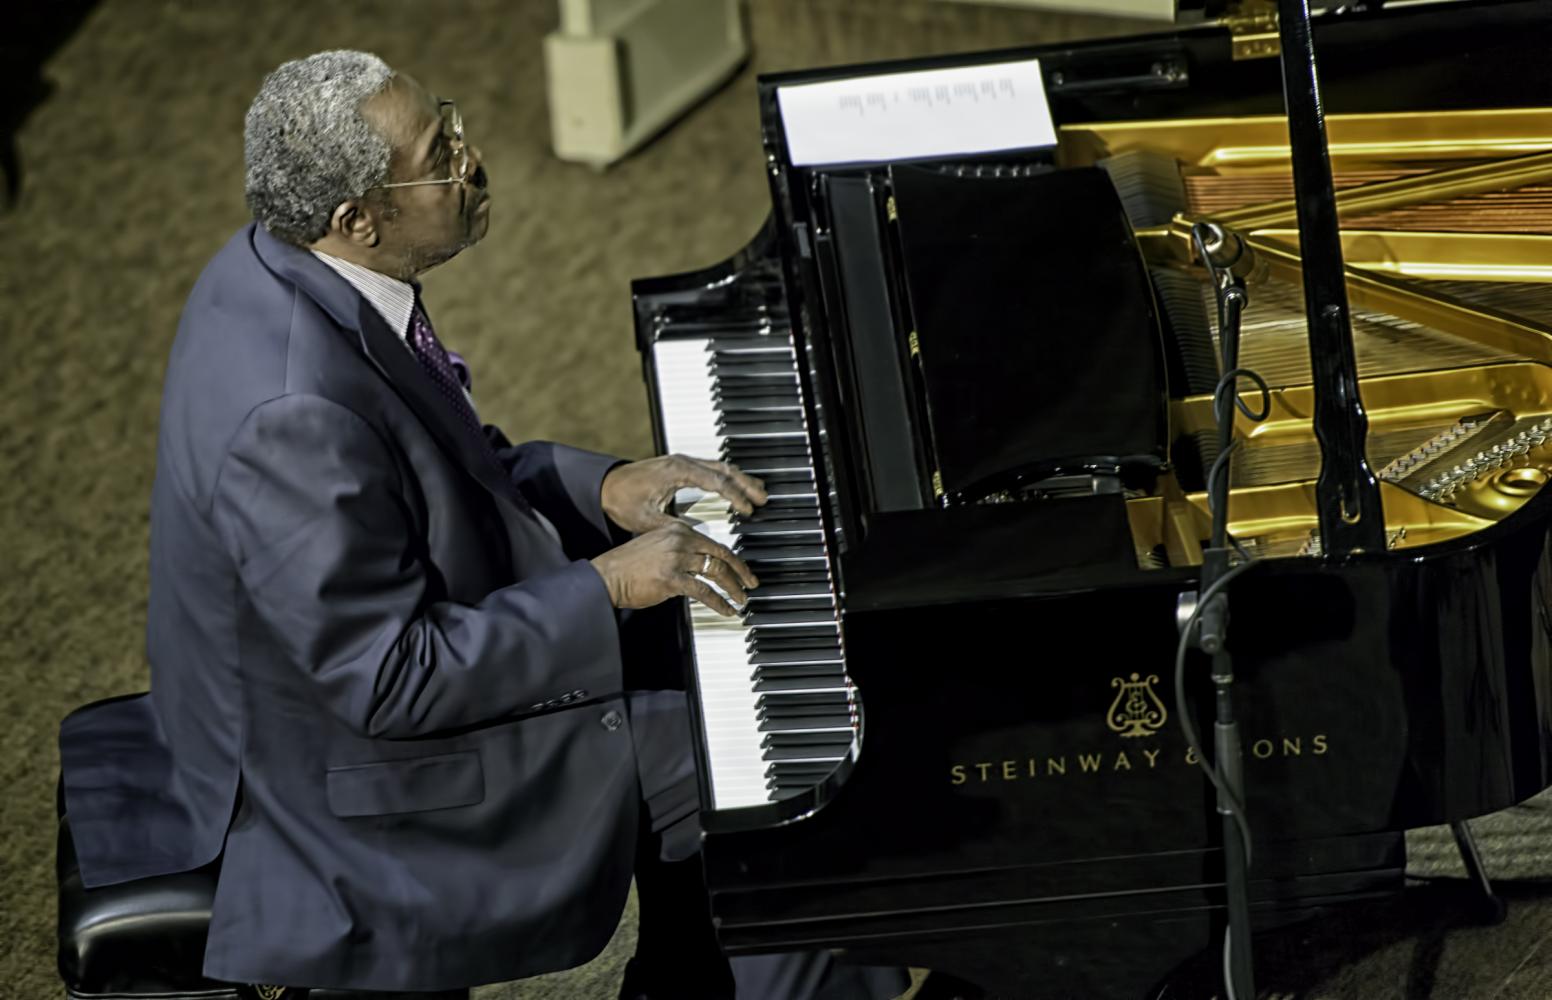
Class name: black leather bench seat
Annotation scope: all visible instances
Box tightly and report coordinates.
[56,812,238,999]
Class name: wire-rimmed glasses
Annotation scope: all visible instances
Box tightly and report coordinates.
[376,100,467,190]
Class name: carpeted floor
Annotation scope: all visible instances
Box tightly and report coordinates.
[5,2,1552,998]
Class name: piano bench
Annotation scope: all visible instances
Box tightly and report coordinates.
[56,809,439,1000]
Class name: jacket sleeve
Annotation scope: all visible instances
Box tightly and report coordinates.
[485,426,632,558]
[213,394,623,738]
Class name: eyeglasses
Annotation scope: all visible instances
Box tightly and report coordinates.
[376,100,467,190]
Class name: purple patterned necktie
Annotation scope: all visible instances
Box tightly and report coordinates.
[408,300,488,448]
[406,299,562,540]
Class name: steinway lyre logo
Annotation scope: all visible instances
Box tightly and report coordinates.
[1107,672,1167,738]
[253,986,287,1000]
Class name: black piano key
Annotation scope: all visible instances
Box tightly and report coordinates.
[718,408,803,425]
[710,356,796,371]
[722,433,806,447]
[714,378,799,395]
[735,499,820,518]
[750,646,842,661]
[738,546,825,564]
[766,732,862,751]
[760,478,820,495]
[757,714,854,733]
[723,448,811,466]
[768,765,847,785]
[740,546,828,564]
[708,357,796,372]
[734,468,813,485]
[753,674,847,692]
[748,640,841,655]
[715,418,806,434]
[744,580,829,598]
[707,338,790,353]
[748,631,840,648]
[738,517,822,530]
[746,598,833,615]
[759,708,851,724]
[746,578,829,595]
[717,416,806,435]
[752,671,847,689]
[709,353,792,366]
[758,704,851,721]
[723,449,808,465]
[749,650,843,664]
[766,767,850,782]
[762,743,854,762]
[714,391,799,408]
[748,647,842,665]
[745,568,830,585]
[732,521,822,538]
[722,439,808,455]
[748,630,840,651]
[735,510,822,527]
[741,581,830,599]
[754,692,850,708]
[738,525,822,544]
[716,390,798,404]
[761,729,853,746]
[737,535,824,551]
[713,382,796,397]
[745,609,835,628]
[758,690,851,708]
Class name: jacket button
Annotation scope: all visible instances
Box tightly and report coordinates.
[600,710,624,731]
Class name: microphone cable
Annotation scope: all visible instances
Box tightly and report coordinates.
[1172,221,1276,1000]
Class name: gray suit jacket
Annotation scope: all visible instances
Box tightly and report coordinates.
[58,223,657,991]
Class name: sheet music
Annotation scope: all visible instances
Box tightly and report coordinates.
[776,59,1056,167]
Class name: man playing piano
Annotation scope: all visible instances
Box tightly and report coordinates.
[56,49,908,1000]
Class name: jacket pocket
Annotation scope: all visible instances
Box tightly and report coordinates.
[325,750,484,817]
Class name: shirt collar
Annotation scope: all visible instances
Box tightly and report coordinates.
[310,251,417,343]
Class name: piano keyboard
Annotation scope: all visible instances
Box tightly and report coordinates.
[652,325,858,810]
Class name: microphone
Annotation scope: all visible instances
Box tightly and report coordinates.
[1197,222,1269,288]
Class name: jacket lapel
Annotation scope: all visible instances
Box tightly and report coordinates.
[249,224,529,512]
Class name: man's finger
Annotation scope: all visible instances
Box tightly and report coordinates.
[678,459,764,515]
[637,509,681,533]
[682,576,739,617]
[686,537,758,589]
[711,460,768,505]
[697,558,749,609]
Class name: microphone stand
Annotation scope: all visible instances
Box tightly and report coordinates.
[1192,222,1256,1000]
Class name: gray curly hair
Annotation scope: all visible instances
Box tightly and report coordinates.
[244,50,395,246]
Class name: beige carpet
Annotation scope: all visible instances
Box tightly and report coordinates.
[5,2,1552,998]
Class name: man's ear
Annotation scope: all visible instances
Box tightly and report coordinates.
[329,199,380,247]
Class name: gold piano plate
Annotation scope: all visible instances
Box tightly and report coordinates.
[1071,105,1552,568]
[1135,363,1552,565]
[1127,481,1497,565]
[1058,108,1552,173]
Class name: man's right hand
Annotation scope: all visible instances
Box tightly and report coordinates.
[590,521,758,617]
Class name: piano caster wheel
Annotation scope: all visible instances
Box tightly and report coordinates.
[1449,820,1506,926]
[1461,889,1508,928]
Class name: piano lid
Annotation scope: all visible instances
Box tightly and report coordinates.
[756,0,1552,142]
[983,0,1501,27]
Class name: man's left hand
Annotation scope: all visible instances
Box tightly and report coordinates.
[601,454,768,534]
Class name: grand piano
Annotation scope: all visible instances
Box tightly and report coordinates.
[631,1,1552,996]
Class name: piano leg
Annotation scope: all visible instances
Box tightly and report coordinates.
[1449,820,1507,926]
